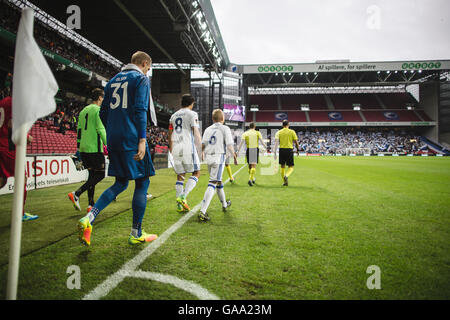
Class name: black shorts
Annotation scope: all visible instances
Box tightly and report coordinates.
[80,152,105,171]
[246,148,259,164]
[279,148,294,166]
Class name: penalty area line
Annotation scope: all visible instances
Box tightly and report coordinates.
[82,163,247,300]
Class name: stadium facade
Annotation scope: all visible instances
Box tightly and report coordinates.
[235,60,450,155]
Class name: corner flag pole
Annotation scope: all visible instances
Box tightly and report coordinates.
[6,123,28,300]
[6,6,58,300]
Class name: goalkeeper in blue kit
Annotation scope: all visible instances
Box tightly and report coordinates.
[77,51,157,246]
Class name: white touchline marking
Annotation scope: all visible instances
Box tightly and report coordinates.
[83,164,247,300]
[128,270,220,300]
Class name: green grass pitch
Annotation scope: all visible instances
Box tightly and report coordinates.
[0,156,449,299]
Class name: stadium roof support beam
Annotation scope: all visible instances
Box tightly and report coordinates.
[158,0,218,77]
[330,73,344,84]
[157,0,207,66]
[112,0,186,76]
[243,70,444,88]
[174,0,221,78]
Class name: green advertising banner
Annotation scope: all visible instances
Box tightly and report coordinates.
[243,60,450,74]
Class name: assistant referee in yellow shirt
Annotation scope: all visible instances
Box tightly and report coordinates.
[235,122,267,186]
[274,120,300,186]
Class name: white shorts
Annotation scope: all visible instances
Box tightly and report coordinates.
[170,145,200,175]
[206,154,226,182]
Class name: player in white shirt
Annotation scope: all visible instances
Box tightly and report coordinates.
[168,94,202,213]
[198,109,237,222]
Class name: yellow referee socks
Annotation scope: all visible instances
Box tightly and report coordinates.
[280,167,286,180]
[249,168,256,181]
[226,165,233,180]
[286,167,294,177]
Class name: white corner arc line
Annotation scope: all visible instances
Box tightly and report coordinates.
[128,270,220,300]
[82,164,247,300]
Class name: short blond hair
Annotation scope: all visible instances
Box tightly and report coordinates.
[131,51,152,66]
[212,109,224,122]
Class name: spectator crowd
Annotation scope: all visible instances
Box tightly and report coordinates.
[293,128,426,155]
[43,100,170,148]
[147,126,169,148]
[1,0,120,78]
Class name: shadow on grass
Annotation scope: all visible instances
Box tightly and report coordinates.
[76,249,91,263]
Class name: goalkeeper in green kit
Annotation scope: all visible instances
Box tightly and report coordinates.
[68,88,107,213]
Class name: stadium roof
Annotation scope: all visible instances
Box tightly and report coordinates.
[27,0,230,75]
[239,60,450,88]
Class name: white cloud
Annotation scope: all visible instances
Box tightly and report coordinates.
[210,0,450,64]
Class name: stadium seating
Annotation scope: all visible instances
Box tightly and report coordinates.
[27,121,77,155]
[280,95,328,110]
[246,92,432,124]
[249,94,329,110]
[416,110,432,121]
[26,120,171,156]
[255,112,278,122]
[248,93,418,111]
[308,111,363,122]
[249,111,308,122]
[329,93,381,110]
[248,95,278,110]
[362,110,422,122]
[246,112,254,122]
[287,111,308,122]
[377,93,416,109]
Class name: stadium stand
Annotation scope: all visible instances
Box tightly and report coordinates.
[328,93,381,109]
[25,119,170,156]
[27,120,77,155]
[377,93,416,109]
[0,0,120,78]
[362,110,422,122]
[248,95,278,110]
[255,112,278,122]
[280,94,328,110]
[293,128,426,155]
[249,92,420,111]
[286,111,308,122]
[246,92,433,123]
[416,110,432,121]
[308,110,363,122]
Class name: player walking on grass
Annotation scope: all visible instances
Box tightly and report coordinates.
[0,93,37,221]
[224,158,234,183]
[68,88,107,213]
[198,109,237,222]
[224,133,236,183]
[168,94,202,213]
[273,120,300,186]
[235,122,267,186]
[78,51,157,246]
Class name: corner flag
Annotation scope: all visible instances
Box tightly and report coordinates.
[147,71,157,127]
[149,93,157,127]
[7,7,58,300]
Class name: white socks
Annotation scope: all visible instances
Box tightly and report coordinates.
[200,184,216,214]
[184,176,198,197]
[216,185,227,207]
[131,228,140,237]
[175,181,184,198]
